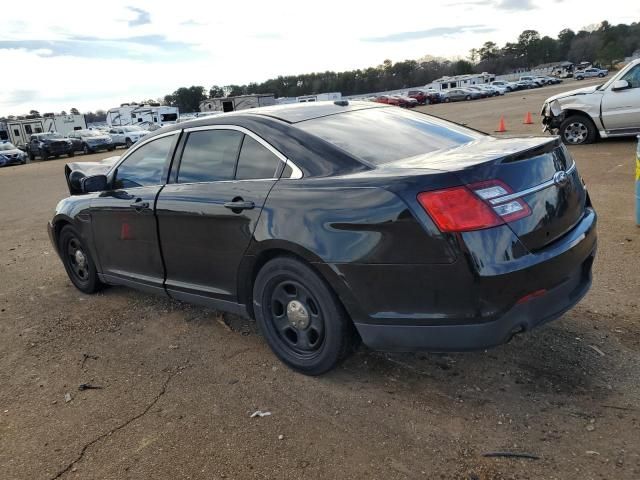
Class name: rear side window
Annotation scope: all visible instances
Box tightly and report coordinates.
[178,130,243,183]
[297,108,480,165]
[235,135,281,180]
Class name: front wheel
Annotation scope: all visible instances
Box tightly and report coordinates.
[253,257,356,375]
[465,95,472,101]
[68,151,75,158]
[28,150,35,161]
[41,150,49,160]
[125,138,133,148]
[444,97,451,103]
[559,115,598,145]
[83,144,91,155]
[598,73,605,77]
[58,225,103,294]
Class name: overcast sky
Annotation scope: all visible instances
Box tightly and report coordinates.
[0,0,637,116]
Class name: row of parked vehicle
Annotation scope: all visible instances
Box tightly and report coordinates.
[0,126,151,164]
[368,74,568,107]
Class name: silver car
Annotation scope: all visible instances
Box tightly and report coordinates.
[541,59,640,144]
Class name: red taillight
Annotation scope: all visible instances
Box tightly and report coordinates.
[516,289,547,304]
[417,180,532,233]
[417,187,503,232]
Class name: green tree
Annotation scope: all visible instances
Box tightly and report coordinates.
[209,85,225,98]
[70,108,80,115]
[164,86,207,112]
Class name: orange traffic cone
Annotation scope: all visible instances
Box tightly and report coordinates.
[495,115,507,133]
[523,111,534,125]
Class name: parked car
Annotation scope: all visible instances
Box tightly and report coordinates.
[519,76,544,87]
[465,86,490,98]
[491,80,517,92]
[50,101,597,375]
[25,133,74,160]
[535,75,562,85]
[108,126,151,148]
[68,129,115,154]
[442,88,480,102]
[575,68,609,80]
[406,90,432,105]
[392,95,419,108]
[0,141,28,166]
[542,58,640,144]
[375,95,402,106]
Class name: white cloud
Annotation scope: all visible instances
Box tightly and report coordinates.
[0,0,637,115]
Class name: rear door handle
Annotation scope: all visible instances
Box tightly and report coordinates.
[130,199,150,211]
[223,200,255,211]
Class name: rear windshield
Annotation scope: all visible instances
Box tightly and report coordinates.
[296,107,481,165]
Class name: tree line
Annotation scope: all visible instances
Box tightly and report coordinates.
[161,20,640,113]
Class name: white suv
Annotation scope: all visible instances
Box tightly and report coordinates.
[108,126,151,148]
[541,59,640,144]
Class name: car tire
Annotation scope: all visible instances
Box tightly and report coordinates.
[58,225,103,294]
[559,115,598,145]
[253,256,356,375]
[68,151,75,158]
[28,151,35,161]
[83,144,91,155]
[125,138,133,148]
[465,95,472,101]
[41,150,49,161]
[444,97,451,103]
[598,73,605,77]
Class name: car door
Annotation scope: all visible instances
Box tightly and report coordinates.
[89,132,179,293]
[109,129,121,145]
[601,63,640,132]
[156,126,287,307]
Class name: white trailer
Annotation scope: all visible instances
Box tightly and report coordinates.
[1,114,86,147]
[426,72,496,92]
[106,104,179,128]
[199,94,276,113]
[297,92,342,103]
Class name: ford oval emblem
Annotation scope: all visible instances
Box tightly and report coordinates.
[553,170,569,187]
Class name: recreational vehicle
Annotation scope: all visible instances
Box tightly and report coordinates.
[106,104,179,128]
[426,73,496,92]
[296,92,342,103]
[1,115,86,148]
[199,94,276,113]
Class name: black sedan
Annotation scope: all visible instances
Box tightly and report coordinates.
[48,101,597,375]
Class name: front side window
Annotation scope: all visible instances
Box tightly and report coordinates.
[114,135,175,189]
[177,130,243,183]
[236,135,281,180]
[621,64,640,88]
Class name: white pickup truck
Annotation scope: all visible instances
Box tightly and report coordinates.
[541,59,640,144]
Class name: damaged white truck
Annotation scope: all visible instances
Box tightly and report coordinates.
[541,59,640,145]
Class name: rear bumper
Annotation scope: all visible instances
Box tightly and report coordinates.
[349,208,597,352]
[355,251,593,351]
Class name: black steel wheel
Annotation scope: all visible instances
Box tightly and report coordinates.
[253,257,356,375]
[58,225,102,293]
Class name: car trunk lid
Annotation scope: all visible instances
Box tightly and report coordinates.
[390,136,587,251]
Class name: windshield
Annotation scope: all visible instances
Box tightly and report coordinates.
[0,142,17,151]
[296,107,481,165]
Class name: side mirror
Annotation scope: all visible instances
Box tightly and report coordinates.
[81,174,108,193]
[612,80,630,91]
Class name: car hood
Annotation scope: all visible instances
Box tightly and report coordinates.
[544,85,600,103]
[82,135,111,141]
[64,156,120,195]
[0,149,24,156]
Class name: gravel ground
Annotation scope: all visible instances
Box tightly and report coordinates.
[1,79,639,479]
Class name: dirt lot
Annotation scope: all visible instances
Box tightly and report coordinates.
[1,79,639,480]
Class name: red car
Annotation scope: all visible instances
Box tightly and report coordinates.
[407,90,438,105]
[375,95,401,106]
[392,95,419,108]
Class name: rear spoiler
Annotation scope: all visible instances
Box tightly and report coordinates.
[64,156,120,195]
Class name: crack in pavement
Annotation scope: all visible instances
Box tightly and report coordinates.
[48,366,186,480]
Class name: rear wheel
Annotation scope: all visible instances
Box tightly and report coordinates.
[41,150,49,160]
[83,144,91,155]
[68,151,75,158]
[253,257,355,375]
[559,115,598,145]
[465,95,472,101]
[125,138,133,148]
[28,150,35,161]
[444,97,451,103]
[58,225,102,294]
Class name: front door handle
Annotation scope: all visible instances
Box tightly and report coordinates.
[223,200,255,211]
[130,199,150,211]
